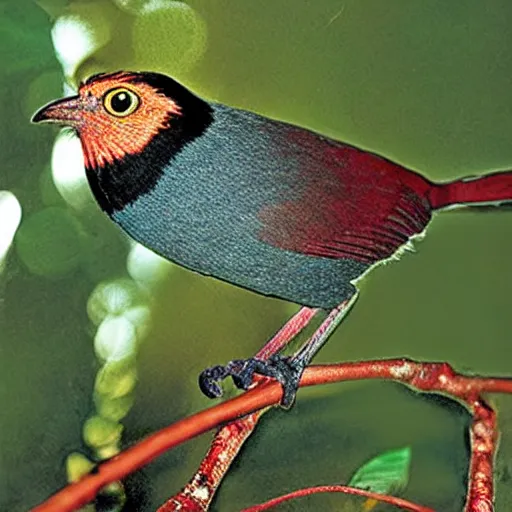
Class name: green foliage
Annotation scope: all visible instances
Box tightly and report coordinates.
[348,447,412,496]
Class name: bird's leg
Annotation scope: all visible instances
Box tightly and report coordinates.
[237,292,360,408]
[199,307,318,399]
[199,292,359,408]
[292,292,359,371]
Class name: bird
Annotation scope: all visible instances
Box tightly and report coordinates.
[32,71,512,406]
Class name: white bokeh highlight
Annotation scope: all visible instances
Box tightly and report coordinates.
[95,316,138,362]
[0,191,22,269]
[52,130,92,209]
[87,278,142,326]
[52,9,111,78]
[127,242,172,288]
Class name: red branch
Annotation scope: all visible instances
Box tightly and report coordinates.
[159,307,318,511]
[158,410,265,512]
[241,484,435,512]
[31,379,282,512]
[31,359,512,512]
[466,399,496,512]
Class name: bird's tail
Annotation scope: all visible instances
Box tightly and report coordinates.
[428,171,512,210]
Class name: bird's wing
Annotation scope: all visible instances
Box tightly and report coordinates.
[257,132,433,265]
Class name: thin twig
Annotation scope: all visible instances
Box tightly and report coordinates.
[241,484,435,512]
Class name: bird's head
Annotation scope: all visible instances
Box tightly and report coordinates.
[32,71,211,172]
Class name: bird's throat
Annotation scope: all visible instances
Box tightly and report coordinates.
[84,103,214,215]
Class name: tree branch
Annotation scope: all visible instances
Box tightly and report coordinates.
[31,359,512,512]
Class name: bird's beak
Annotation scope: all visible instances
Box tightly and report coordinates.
[32,95,83,126]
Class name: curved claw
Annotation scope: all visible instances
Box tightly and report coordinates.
[198,359,258,399]
[227,358,258,390]
[198,365,230,399]
[199,356,305,409]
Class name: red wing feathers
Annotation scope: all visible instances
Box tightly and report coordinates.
[258,141,434,265]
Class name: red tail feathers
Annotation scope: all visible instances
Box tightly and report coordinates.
[428,171,512,210]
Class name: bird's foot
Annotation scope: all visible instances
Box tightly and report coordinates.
[198,355,304,409]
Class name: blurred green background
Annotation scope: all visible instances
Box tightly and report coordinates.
[1,1,512,510]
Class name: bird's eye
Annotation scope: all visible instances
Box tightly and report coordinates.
[103,88,140,117]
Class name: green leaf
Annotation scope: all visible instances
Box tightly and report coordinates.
[348,446,412,496]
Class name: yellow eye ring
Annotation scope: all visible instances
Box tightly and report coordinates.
[103,88,140,117]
